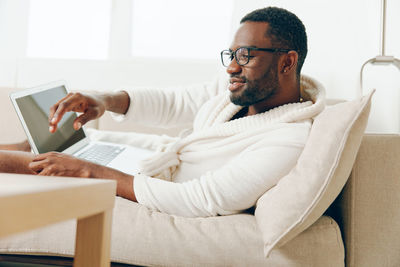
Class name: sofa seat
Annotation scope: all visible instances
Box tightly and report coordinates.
[0,197,344,267]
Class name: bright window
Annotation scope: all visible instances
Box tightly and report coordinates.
[27,0,111,59]
[131,0,234,59]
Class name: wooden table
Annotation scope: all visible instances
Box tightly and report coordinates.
[0,173,116,267]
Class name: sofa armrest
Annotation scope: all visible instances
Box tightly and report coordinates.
[337,134,400,267]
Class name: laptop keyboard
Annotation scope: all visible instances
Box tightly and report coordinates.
[76,144,126,166]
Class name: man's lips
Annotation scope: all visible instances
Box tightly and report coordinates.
[229,78,246,92]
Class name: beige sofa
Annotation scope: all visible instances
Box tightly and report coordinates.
[0,86,398,267]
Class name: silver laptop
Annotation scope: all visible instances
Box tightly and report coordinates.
[9,80,154,175]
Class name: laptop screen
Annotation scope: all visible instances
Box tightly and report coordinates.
[14,85,86,153]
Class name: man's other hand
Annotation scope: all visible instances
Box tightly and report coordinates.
[48,92,106,133]
[29,152,94,177]
[28,151,138,202]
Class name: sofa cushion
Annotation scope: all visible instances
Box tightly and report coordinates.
[255,90,374,257]
[0,197,344,266]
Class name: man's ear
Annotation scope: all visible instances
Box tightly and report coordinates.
[281,51,298,74]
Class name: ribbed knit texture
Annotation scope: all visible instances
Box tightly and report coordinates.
[138,75,325,181]
[102,75,326,217]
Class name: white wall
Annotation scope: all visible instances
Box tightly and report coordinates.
[0,0,29,87]
[0,0,399,132]
[233,0,400,133]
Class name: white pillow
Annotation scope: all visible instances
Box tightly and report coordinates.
[255,90,374,257]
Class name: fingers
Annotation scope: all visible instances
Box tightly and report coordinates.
[73,108,99,130]
[29,156,47,173]
[48,93,73,131]
[29,160,44,173]
[29,152,58,175]
[49,93,89,133]
[28,152,91,177]
[48,93,71,122]
[32,152,52,161]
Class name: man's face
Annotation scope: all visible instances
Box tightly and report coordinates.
[227,22,280,107]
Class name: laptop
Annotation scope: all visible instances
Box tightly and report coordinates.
[9,80,154,176]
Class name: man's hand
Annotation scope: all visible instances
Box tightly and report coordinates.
[48,91,130,133]
[28,152,137,202]
[29,152,93,177]
[48,92,106,133]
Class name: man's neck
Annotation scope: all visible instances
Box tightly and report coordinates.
[247,84,301,116]
[230,107,249,121]
[232,92,301,120]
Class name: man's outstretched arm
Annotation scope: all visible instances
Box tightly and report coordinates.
[0,149,137,202]
[28,152,137,202]
[0,151,36,174]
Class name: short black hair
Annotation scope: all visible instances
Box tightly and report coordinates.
[240,7,307,78]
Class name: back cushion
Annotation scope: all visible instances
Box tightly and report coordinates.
[255,90,374,257]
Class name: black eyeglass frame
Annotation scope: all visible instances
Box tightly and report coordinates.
[220,46,293,67]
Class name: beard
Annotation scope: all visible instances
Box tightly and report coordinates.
[230,63,279,107]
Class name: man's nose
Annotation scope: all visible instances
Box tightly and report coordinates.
[226,59,242,75]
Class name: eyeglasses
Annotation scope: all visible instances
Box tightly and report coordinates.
[220,46,292,67]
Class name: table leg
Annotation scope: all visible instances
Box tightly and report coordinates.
[73,209,113,267]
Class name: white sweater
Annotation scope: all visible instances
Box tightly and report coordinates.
[89,75,326,217]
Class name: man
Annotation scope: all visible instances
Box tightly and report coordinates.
[0,7,325,217]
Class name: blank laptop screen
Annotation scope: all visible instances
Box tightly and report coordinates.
[15,85,85,153]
